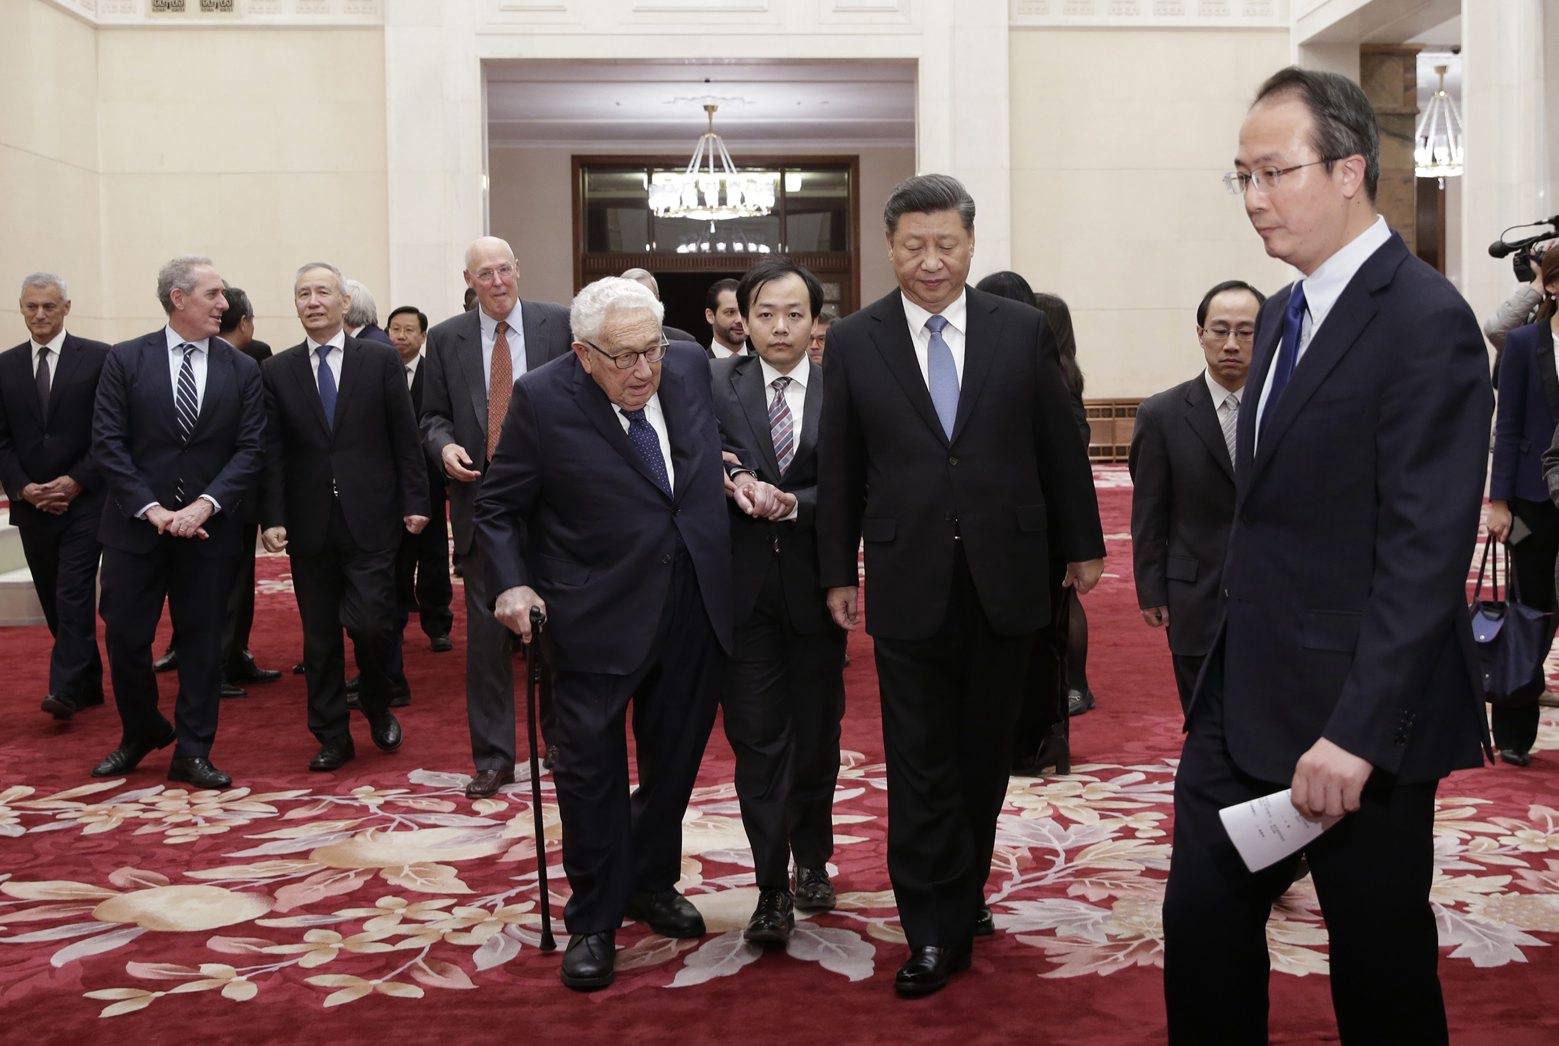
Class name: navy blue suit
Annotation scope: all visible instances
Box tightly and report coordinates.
[0,333,111,702]
[92,330,265,758]
[474,340,732,933]
[1163,232,1493,1044]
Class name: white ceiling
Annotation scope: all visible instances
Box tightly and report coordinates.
[485,59,917,150]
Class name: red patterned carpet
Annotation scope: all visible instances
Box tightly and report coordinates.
[2,467,1558,1044]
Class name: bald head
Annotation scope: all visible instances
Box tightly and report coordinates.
[463,236,520,320]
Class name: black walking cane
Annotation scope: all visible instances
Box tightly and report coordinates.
[523,605,557,953]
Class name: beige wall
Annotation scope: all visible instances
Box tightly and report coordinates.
[488,145,916,311]
[1,1,103,339]
[1009,28,1295,400]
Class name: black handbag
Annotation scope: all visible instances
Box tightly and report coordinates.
[1469,536,1550,707]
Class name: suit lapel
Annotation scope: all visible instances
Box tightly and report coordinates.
[1535,331,1559,420]
[14,344,46,427]
[867,295,947,445]
[1236,292,1283,499]
[455,312,488,432]
[950,289,998,443]
[44,334,86,423]
[410,359,424,412]
[519,299,558,372]
[570,360,670,500]
[1183,376,1235,482]
[734,357,782,479]
[145,334,179,441]
[288,342,332,438]
[795,359,823,466]
[335,337,370,433]
[193,341,231,440]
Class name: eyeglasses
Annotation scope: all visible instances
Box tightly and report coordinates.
[1222,160,1331,195]
[583,338,669,370]
[471,263,516,285]
[1201,325,1257,344]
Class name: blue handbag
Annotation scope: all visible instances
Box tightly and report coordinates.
[1469,536,1550,707]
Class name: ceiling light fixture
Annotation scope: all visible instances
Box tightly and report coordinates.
[1414,64,1463,185]
[649,104,776,224]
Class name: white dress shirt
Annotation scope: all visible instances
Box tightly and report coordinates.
[710,340,744,359]
[30,329,66,379]
[404,352,422,389]
[1254,215,1390,442]
[1204,370,1242,411]
[306,329,346,392]
[480,305,527,394]
[612,392,676,492]
[899,289,968,389]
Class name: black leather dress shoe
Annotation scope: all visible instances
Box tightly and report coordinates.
[430,634,453,653]
[367,712,402,753]
[973,906,995,937]
[230,654,282,684]
[292,661,306,675]
[310,739,356,772]
[153,648,178,673]
[894,945,972,998]
[560,931,615,990]
[624,889,706,938]
[793,866,836,912]
[465,768,515,799]
[1500,747,1532,767]
[41,693,78,720]
[743,889,795,945]
[220,680,248,699]
[1067,688,1097,717]
[91,726,177,777]
[168,756,232,790]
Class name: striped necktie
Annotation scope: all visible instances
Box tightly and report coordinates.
[1219,393,1239,467]
[768,376,795,476]
[174,343,198,502]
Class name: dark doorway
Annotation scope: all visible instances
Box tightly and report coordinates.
[657,270,742,346]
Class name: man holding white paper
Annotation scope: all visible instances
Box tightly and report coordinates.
[1161,69,1493,1045]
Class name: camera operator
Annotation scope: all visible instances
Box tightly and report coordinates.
[1485,240,1549,351]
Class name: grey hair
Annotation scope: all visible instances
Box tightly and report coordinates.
[20,272,68,300]
[1254,66,1380,201]
[157,255,215,314]
[342,279,378,328]
[294,262,347,295]
[620,267,660,298]
[883,174,976,235]
[570,277,665,345]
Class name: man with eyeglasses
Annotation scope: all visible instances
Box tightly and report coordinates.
[420,236,574,799]
[1129,280,1264,714]
[1162,68,1493,1045]
[475,277,788,990]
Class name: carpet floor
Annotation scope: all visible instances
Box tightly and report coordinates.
[1,466,1557,1044]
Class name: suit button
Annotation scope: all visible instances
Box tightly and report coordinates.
[1222,588,1230,599]
[661,553,672,565]
[948,456,958,466]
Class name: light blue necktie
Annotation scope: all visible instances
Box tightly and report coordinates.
[316,345,337,431]
[925,314,958,439]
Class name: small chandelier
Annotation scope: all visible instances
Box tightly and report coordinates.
[649,104,776,223]
[1414,64,1463,184]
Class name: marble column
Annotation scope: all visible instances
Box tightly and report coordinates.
[1359,45,1421,256]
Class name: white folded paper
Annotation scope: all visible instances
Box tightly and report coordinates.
[1218,789,1336,873]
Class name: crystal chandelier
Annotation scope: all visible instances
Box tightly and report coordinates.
[649,104,777,223]
[1414,64,1464,184]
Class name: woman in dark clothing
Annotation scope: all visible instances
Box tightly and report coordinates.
[974,272,1094,775]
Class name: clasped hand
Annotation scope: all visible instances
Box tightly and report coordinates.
[21,476,81,515]
[148,500,211,540]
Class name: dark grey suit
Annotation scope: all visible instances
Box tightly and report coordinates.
[1128,374,1237,712]
[419,301,572,772]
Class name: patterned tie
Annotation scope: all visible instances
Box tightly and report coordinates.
[316,345,337,432]
[174,344,198,503]
[35,347,51,415]
[622,407,671,497]
[925,314,958,439]
[1220,393,1239,467]
[487,321,511,462]
[768,376,795,476]
[1259,281,1307,438]
[406,364,414,389]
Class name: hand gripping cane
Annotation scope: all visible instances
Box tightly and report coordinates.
[524,605,557,952]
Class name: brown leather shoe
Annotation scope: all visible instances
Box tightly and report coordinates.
[465,768,515,799]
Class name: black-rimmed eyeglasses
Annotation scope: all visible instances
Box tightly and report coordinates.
[583,338,669,370]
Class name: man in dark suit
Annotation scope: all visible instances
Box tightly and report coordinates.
[476,277,789,990]
[0,272,110,720]
[704,278,747,359]
[1130,280,1264,713]
[344,279,395,346]
[259,263,428,772]
[1161,69,1494,1045]
[817,174,1105,997]
[710,259,846,946]
[151,287,280,694]
[420,236,573,798]
[90,255,265,789]
[620,268,699,344]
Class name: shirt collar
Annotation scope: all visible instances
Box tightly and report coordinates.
[164,326,210,354]
[900,288,968,337]
[404,354,422,374]
[611,391,663,420]
[1204,370,1242,405]
[1296,214,1391,325]
[481,304,520,340]
[306,330,347,354]
[759,354,807,389]
[30,330,67,355]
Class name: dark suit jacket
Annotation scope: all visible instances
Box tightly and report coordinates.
[1129,375,1236,656]
[420,300,573,554]
[356,324,394,347]
[408,359,447,507]
[816,287,1105,640]
[1214,231,1492,784]
[240,339,273,364]
[1489,322,1559,504]
[0,333,111,527]
[92,330,265,558]
[710,353,830,632]
[473,342,734,675]
[260,336,428,556]
[664,325,698,345]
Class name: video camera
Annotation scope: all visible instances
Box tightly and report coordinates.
[1489,216,1559,282]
